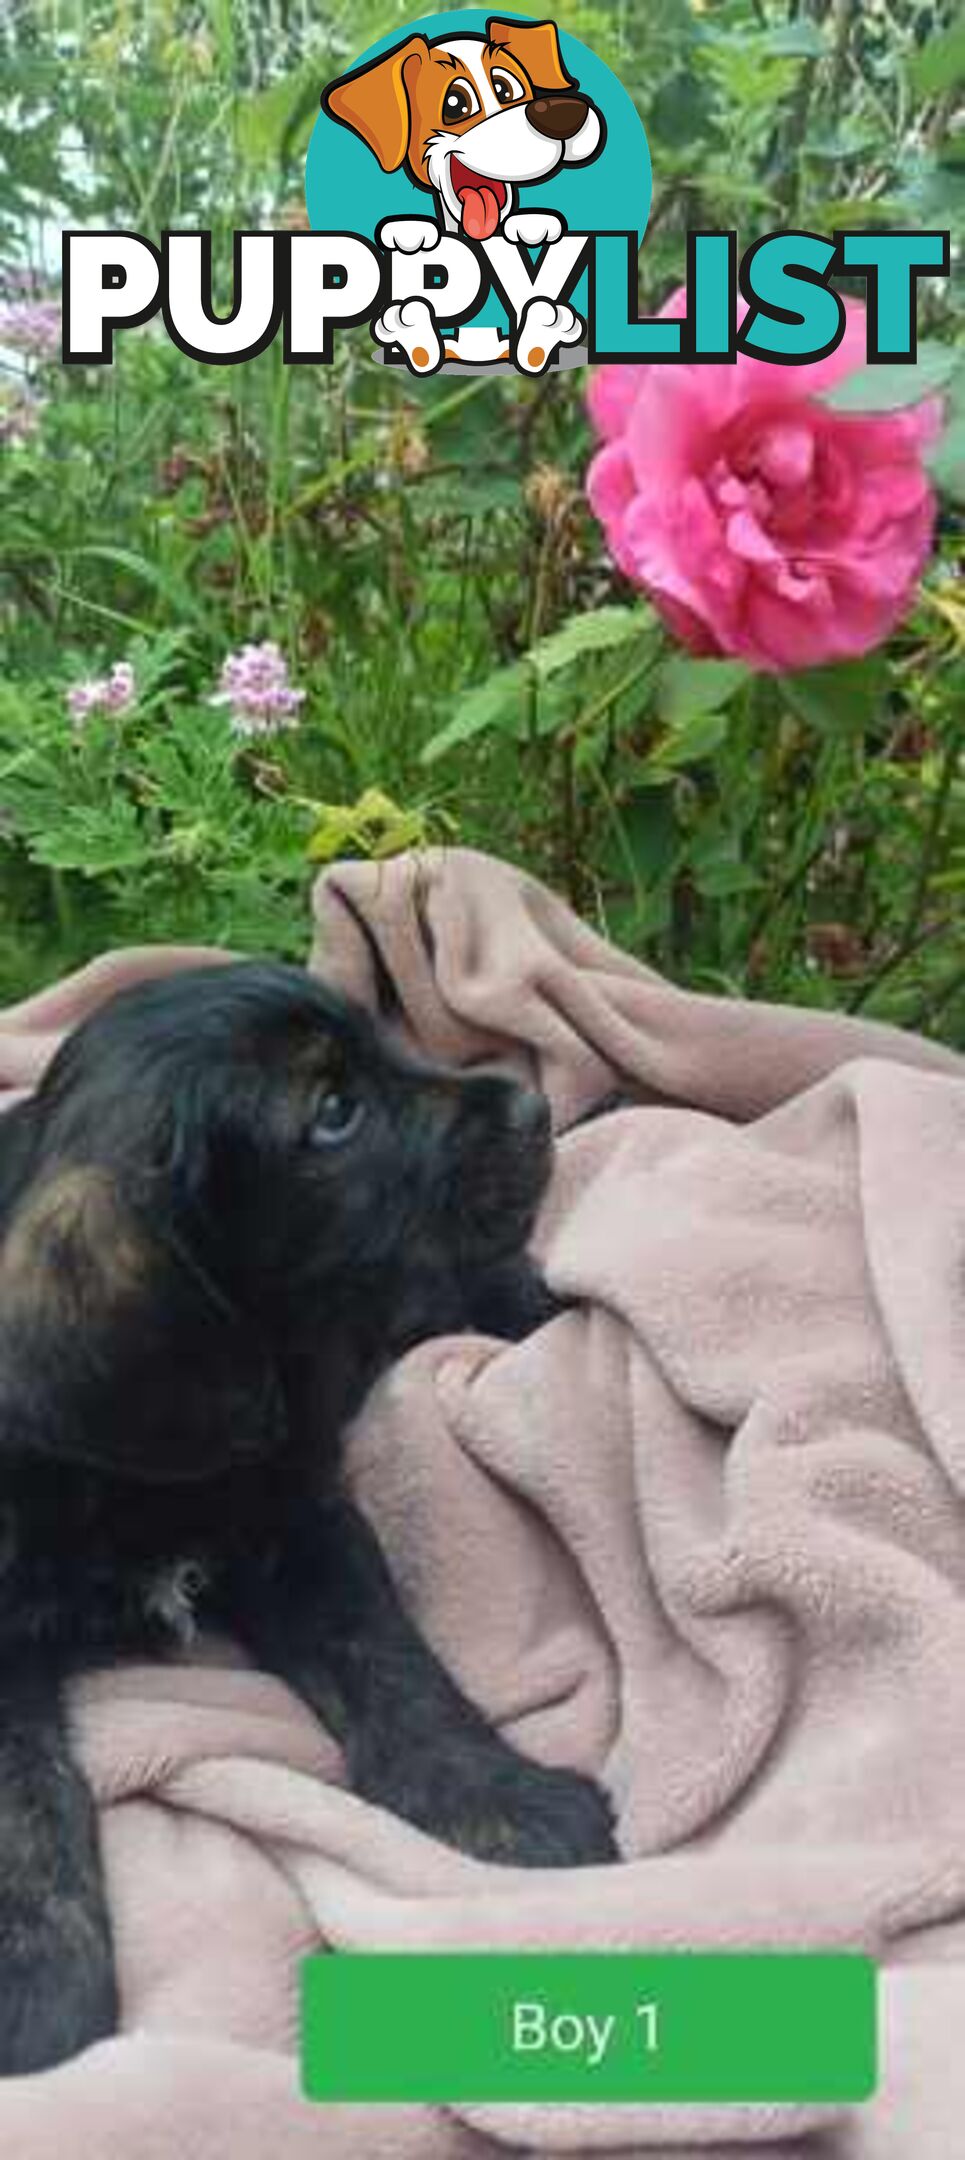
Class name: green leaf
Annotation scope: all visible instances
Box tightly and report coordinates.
[529,606,654,682]
[451,472,521,514]
[692,857,760,899]
[25,802,152,877]
[926,414,965,500]
[695,825,764,894]
[421,662,528,764]
[66,544,209,628]
[422,609,653,764]
[910,11,965,95]
[806,129,880,163]
[821,343,961,413]
[782,657,887,734]
[619,787,679,880]
[658,656,751,725]
[647,709,732,774]
[818,196,903,227]
[758,21,827,58]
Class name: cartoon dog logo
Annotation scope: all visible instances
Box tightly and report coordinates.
[322,16,605,370]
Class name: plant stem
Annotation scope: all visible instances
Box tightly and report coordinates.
[827,0,853,126]
[557,731,581,907]
[49,870,72,944]
[849,732,961,1012]
[849,916,953,1013]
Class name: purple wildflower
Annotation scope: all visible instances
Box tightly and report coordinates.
[0,298,61,361]
[66,662,137,728]
[104,662,136,712]
[66,681,103,725]
[1,267,45,299]
[209,640,305,740]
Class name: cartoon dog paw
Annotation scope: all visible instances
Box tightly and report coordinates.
[373,298,442,375]
[503,211,566,249]
[515,297,584,376]
[377,217,441,254]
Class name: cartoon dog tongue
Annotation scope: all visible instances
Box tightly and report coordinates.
[455,171,502,241]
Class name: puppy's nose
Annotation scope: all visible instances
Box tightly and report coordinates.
[529,93,589,142]
[506,1086,552,1148]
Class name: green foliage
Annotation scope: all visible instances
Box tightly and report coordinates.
[0,660,310,962]
[911,9,965,94]
[822,344,964,413]
[657,659,752,726]
[421,607,654,761]
[0,0,963,1046]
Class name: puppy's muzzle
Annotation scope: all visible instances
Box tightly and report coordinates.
[456,1072,551,1157]
[434,1071,553,1264]
[529,94,590,142]
[501,1083,552,1150]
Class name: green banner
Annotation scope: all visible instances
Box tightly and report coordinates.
[301,1950,877,2105]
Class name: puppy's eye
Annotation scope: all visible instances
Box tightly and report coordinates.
[491,69,524,105]
[309,1087,365,1148]
[442,80,478,124]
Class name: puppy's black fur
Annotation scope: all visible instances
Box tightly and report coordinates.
[0,961,615,2074]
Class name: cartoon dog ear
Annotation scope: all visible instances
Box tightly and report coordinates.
[487,16,575,93]
[323,35,428,174]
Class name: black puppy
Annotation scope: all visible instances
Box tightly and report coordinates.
[0,960,615,2075]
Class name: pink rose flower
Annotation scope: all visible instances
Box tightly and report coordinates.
[586,294,942,673]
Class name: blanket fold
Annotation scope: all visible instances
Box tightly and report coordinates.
[0,846,963,2158]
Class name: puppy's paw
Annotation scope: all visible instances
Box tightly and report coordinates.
[373,298,442,376]
[503,210,565,248]
[467,1758,618,1869]
[0,1902,117,2075]
[377,217,441,253]
[515,297,584,375]
[359,1739,617,1868]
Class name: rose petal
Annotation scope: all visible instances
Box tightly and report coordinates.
[725,508,783,566]
[754,420,816,489]
[586,365,641,444]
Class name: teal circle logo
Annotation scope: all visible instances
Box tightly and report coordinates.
[306,11,650,371]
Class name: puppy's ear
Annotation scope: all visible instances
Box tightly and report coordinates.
[323,36,428,173]
[0,1166,284,1481]
[0,1166,148,1341]
[487,17,574,93]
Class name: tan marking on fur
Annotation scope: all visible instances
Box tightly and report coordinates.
[0,1166,150,1324]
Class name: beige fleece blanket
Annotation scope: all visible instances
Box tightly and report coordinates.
[0,849,964,2157]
